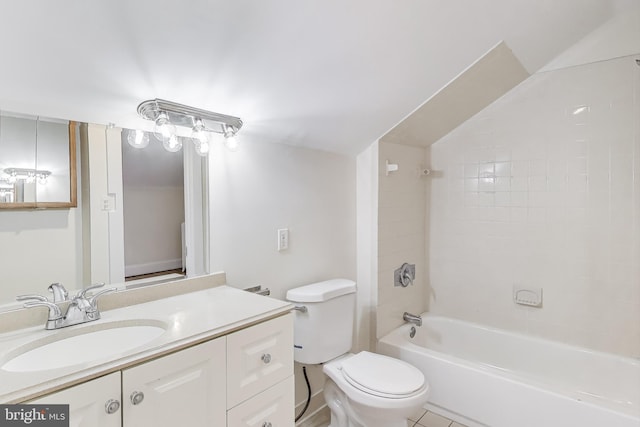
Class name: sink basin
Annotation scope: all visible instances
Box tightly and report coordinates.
[1,321,166,373]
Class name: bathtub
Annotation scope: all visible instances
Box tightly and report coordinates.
[378,315,640,427]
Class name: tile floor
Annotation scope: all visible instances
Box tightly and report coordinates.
[313,408,466,427]
[408,409,467,427]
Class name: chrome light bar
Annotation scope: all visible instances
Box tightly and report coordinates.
[137,98,243,134]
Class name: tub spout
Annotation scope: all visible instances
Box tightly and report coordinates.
[403,312,422,327]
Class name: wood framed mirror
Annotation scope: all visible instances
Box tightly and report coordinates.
[0,114,77,209]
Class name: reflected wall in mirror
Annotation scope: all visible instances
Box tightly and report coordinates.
[121,130,186,283]
[0,121,209,312]
[0,112,76,208]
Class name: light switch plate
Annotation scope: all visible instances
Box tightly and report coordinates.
[277,228,289,251]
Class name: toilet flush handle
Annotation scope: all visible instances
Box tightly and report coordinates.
[292,305,307,313]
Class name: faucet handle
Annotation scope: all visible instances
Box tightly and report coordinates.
[77,282,106,299]
[48,283,69,303]
[23,301,62,320]
[16,294,49,303]
[87,287,116,311]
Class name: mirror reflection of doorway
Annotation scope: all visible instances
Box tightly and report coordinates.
[121,133,186,283]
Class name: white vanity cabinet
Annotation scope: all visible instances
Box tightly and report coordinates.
[227,376,294,427]
[30,338,225,427]
[122,337,226,427]
[30,372,122,427]
[26,313,294,427]
[226,313,294,427]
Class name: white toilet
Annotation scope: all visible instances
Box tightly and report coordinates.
[286,279,429,427]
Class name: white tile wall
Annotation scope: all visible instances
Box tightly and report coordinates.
[428,54,640,357]
[377,141,428,338]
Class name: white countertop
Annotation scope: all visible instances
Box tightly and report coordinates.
[0,285,293,403]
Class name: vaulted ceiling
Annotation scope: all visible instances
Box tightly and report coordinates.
[0,1,617,156]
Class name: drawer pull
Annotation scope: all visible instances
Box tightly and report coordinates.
[130,391,145,405]
[105,399,120,414]
[261,353,272,364]
[262,422,272,427]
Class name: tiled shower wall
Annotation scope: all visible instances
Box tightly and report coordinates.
[428,55,640,357]
[376,142,428,338]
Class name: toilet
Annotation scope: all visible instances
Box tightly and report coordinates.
[286,279,429,427]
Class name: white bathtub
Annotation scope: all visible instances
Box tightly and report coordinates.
[378,315,640,427]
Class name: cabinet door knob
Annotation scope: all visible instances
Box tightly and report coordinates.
[105,399,120,414]
[261,353,272,364]
[130,391,145,405]
[262,422,272,427]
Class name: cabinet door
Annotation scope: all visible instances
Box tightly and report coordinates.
[122,337,226,427]
[29,372,122,427]
[227,376,294,427]
[227,314,293,408]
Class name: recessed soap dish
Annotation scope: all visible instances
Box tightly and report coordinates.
[513,286,542,307]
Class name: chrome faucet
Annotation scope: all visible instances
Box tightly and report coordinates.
[18,282,116,330]
[48,282,69,303]
[403,312,422,327]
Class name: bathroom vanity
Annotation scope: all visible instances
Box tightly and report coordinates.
[0,273,294,426]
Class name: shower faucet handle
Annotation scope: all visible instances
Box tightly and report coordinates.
[395,263,416,287]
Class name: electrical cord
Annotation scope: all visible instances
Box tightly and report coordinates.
[294,366,311,422]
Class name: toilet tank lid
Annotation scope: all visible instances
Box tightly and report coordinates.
[286,279,356,302]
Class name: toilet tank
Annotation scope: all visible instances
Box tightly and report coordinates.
[286,279,356,365]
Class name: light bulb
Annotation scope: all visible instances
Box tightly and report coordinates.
[37,174,49,185]
[127,129,149,148]
[163,134,182,152]
[191,119,210,145]
[154,113,177,143]
[195,140,210,157]
[224,134,239,152]
[26,172,35,184]
[7,172,17,184]
[223,125,239,152]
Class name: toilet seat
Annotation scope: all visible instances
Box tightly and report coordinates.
[340,351,425,399]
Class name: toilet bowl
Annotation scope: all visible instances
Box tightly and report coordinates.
[323,352,429,427]
[286,279,429,427]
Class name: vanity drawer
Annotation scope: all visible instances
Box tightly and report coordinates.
[227,375,294,427]
[227,313,293,408]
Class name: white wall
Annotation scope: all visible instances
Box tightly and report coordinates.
[210,141,356,297]
[540,0,640,72]
[355,142,378,352]
[376,142,428,338]
[0,209,82,303]
[428,53,639,358]
[209,138,356,416]
[123,186,184,276]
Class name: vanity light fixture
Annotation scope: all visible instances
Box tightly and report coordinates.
[163,134,182,153]
[136,98,243,156]
[2,168,51,185]
[223,125,239,152]
[0,185,14,202]
[153,111,177,144]
[191,118,210,156]
[127,129,150,149]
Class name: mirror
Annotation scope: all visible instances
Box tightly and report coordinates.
[0,112,76,208]
[121,130,186,282]
[0,118,209,311]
